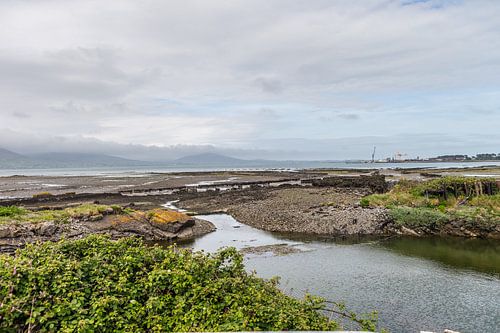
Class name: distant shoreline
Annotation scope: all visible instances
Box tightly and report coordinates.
[1,161,500,177]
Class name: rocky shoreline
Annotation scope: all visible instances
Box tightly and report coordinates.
[177,186,390,235]
[0,205,215,253]
[177,185,499,239]
[0,168,499,250]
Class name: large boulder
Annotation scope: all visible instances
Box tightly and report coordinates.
[147,209,195,233]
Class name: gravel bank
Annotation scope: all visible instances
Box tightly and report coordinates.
[178,187,389,236]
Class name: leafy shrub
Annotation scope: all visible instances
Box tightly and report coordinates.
[389,207,449,229]
[0,236,371,332]
[0,206,26,217]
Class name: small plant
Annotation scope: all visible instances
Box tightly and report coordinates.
[0,206,26,217]
[122,207,136,215]
[360,197,370,208]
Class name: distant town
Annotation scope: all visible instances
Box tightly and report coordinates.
[373,152,500,163]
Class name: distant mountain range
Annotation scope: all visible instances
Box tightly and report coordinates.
[0,148,150,169]
[0,148,268,169]
[173,153,250,165]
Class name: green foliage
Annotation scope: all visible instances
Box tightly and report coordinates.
[468,194,500,210]
[449,207,500,230]
[0,206,27,217]
[0,208,67,225]
[412,176,498,197]
[0,204,113,225]
[359,197,370,208]
[122,207,135,215]
[389,207,449,229]
[0,236,377,332]
[362,192,430,208]
[362,177,499,231]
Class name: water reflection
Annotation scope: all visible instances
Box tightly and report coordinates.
[378,236,500,276]
[180,214,302,252]
[165,213,500,332]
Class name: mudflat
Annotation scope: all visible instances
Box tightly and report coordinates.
[0,166,498,250]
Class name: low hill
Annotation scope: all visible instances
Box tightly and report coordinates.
[174,153,247,165]
[0,148,27,161]
[0,148,37,169]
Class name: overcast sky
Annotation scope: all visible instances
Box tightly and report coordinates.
[0,0,499,160]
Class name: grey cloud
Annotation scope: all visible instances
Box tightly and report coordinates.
[2,129,498,161]
[0,0,499,156]
[11,111,31,119]
[0,48,160,101]
[253,77,284,94]
[337,113,360,120]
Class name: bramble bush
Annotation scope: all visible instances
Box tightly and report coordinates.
[0,236,378,332]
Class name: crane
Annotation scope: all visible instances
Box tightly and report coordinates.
[371,146,376,163]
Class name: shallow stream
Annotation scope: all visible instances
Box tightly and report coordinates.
[179,213,500,333]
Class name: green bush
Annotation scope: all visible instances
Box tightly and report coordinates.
[389,207,449,229]
[0,236,368,332]
[0,206,26,217]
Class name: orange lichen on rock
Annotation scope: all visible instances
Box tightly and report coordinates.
[110,211,146,225]
[147,209,191,224]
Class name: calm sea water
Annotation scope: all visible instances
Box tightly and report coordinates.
[0,161,499,176]
[181,214,500,333]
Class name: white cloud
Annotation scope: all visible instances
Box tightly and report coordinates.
[0,0,499,157]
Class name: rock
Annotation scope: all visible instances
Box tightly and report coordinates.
[0,226,14,238]
[89,214,104,222]
[400,226,420,237]
[147,209,195,233]
[462,229,478,237]
[36,222,59,237]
